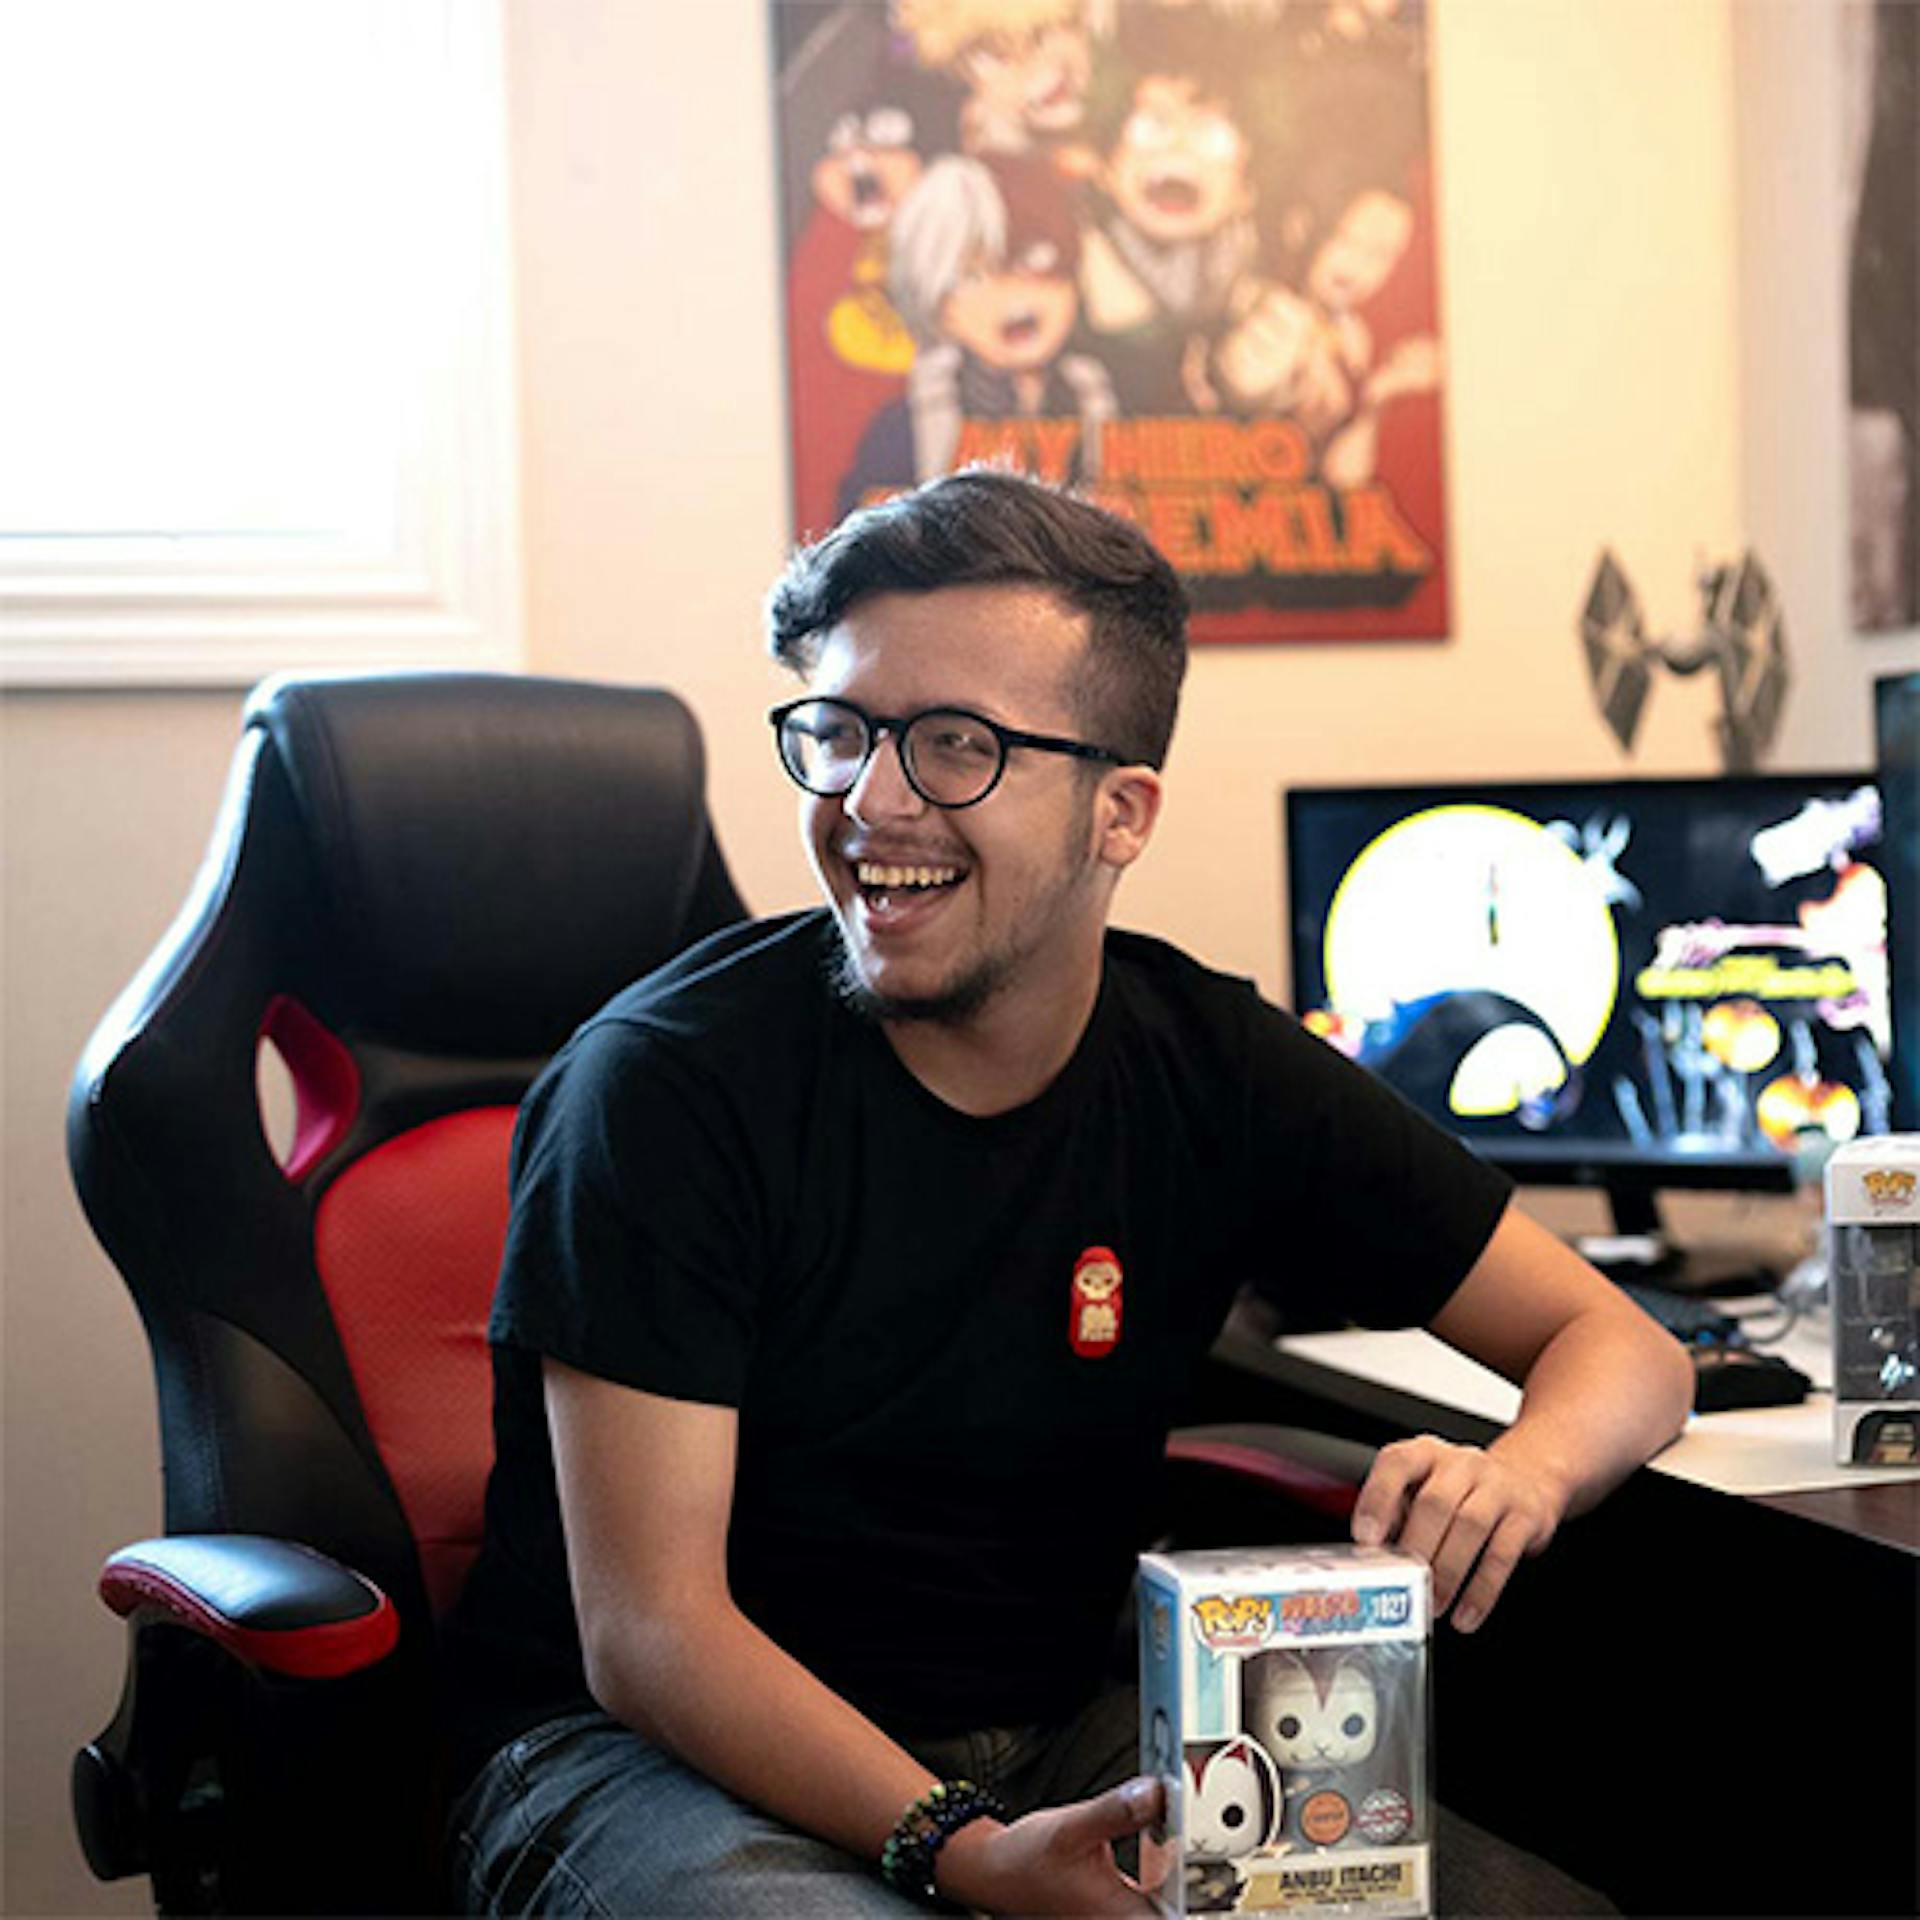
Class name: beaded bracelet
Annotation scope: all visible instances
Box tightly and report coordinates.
[879,1777,1009,1909]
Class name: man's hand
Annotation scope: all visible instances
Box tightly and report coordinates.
[1350,1435,1572,1634]
[938,1776,1165,1916]
[1362,1204,1694,1634]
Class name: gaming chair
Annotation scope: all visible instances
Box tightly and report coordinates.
[66,668,1368,1915]
[67,672,747,1914]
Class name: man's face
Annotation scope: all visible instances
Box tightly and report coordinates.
[938,239,1078,371]
[1107,76,1250,245]
[798,582,1112,1025]
[1307,190,1412,311]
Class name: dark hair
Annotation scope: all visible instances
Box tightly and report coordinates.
[766,470,1189,769]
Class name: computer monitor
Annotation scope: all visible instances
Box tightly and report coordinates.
[1285,772,1893,1267]
[1876,673,1920,1132]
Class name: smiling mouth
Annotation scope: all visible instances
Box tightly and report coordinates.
[850,859,969,928]
[1000,310,1041,345]
[856,860,965,895]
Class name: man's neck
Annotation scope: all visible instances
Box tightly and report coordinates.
[881,960,1104,1118]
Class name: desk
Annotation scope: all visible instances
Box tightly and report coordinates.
[1202,1314,1920,1918]
[1278,1309,1920,1500]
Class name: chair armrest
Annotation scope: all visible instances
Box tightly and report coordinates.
[99,1535,400,1681]
[1165,1424,1376,1523]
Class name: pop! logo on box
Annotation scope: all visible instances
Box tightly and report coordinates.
[1193,1594,1274,1650]
[1862,1167,1917,1208]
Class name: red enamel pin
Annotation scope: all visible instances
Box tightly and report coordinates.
[1069,1245,1124,1358]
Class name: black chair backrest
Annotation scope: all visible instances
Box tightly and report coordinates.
[70,672,746,1631]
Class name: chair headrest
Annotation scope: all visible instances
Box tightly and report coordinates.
[247,673,739,1059]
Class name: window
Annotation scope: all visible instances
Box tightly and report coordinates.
[0,1,519,685]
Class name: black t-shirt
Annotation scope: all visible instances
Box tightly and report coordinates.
[442,912,1510,1778]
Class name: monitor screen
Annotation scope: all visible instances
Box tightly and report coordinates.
[1285,773,1893,1213]
[1876,673,1920,1131]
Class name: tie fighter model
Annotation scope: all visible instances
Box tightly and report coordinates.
[1579,549,1791,772]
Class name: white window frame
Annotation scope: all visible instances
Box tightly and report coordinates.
[0,1,521,687]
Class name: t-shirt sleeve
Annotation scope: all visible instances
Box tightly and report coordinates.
[1243,1002,1514,1330]
[488,1019,765,1406]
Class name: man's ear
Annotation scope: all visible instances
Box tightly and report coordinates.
[1094,766,1164,871]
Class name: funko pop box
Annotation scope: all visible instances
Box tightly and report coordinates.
[1138,1545,1432,1917]
[1826,1134,1920,1467]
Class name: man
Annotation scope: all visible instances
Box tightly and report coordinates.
[444,471,1694,1915]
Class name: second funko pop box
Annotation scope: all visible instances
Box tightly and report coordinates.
[1138,1545,1433,1917]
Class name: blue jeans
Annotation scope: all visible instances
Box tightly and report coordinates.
[448,1689,1139,1916]
[448,1689,1614,1916]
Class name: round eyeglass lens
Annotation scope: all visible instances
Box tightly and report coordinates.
[903,710,1004,805]
[780,701,871,793]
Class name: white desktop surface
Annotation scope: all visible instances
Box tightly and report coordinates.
[1278,1307,1920,1497]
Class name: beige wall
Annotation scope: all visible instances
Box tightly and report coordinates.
[6,3,1917,1911]
[4,694,248,1918]
[511,0,1763,1003]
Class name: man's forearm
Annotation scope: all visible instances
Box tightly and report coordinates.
[586,1602,1147,1913]
[1358,1204,1697,1631]
[586,1598,950,1865]
[1490,1302,1693,1517]
[1430,1204,1695,1519]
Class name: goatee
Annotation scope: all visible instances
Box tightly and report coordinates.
[823,927,1006,1028]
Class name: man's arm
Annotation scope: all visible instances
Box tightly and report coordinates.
[545,1359,1162,1916]
[1347,1202,1694,1632]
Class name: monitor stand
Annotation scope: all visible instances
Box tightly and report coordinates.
[1575,1182,1785,1297]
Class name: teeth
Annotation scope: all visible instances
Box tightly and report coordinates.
[856,861,961,890]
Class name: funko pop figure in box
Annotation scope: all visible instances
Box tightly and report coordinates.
[1246,1648,1415,1852]
[1139,1545,1431,1917]
[1827,1136,1920,1466]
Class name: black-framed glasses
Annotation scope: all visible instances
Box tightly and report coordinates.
[769,696,1124,810]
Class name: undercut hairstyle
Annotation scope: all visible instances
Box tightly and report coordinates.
[766,470,1190,770]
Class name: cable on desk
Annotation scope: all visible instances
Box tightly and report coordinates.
[1731,1297,1801,1349]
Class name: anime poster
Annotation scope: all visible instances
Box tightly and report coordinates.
[774,0,1449,643]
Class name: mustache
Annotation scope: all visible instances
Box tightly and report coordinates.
[834,836,967,865]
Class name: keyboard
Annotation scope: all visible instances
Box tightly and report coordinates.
[1614,1280,1742,1344]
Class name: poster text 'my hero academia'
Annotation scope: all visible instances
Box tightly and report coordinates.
[776,0,1448,642]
